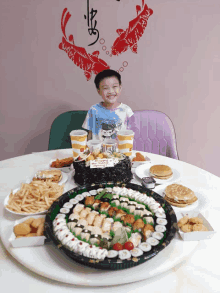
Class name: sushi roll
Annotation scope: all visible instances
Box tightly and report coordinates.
[142,210,153,216]
[120,197,129,203]
[152,232,164,240]
[147,237,159,246]
[53,217,66,228]
[69,213,80,221]
[90,234,101,246]
[80,229,92,241]
[96,248,108,260]
[105,187,113,193]
[92,199,102,210]
[108,207,118,217]
[66,237,79,252]
[120,201,128,208]
[86,210,99,225]
[112,194,119,200]
[69,198,78,205]
[75,194,85,201]
[62,233,75,245]
[155,212,166,218]
[100,202,111,212]
[107,250,118,258]
[89,189,97,196]
[121,214,135,225]
[155,225,166,233]
[112,221,123,232]
[128,233,142,247]
[120,187,129,196]
[73,224,84,236]
[102,218,114,234]
[67,220,79,230]
[111,199,120,206]
[89,226,103,236]
[134,207,145,217]
[81,192,90,197]
[56,229,70,241]
[93,214,106,228]
[130,248,143,257]
[127,203,136,213]
[77,219,88,227]
[115,209,127,219]
[112,186,121,194]
[139,242,152,252]
[156,218,167,225]
[79,207,91,219]
[63,202,73,209]
[53,221,67,232]
[72,203,84,215]
[54,213,66,220]
[89,246,100,259]
[155,206,165,214]
[84,196,95,206]
[118,249,131,260]
[143,216,154,225]
[60,208,70,214]
[132,219,145,231]
[77,241,89,255]
[97,188,104,193]
[127,188,136,197]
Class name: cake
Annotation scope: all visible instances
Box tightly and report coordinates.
[72,150,133,185]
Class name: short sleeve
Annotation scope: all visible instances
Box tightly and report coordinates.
[82,108,93,131]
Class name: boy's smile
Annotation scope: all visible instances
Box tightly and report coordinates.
[98,76,122,109]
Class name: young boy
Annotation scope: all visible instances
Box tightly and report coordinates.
[82,69,134,141]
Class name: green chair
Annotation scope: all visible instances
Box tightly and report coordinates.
[48,111,87,150]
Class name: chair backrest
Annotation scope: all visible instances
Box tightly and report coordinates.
[129,110,179,160]
[48,111,87,150]
[48,110,179,160]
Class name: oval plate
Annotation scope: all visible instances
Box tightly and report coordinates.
[44,182,177,270]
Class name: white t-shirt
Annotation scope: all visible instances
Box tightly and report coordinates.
[82,102,134,141]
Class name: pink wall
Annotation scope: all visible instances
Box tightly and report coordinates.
[1,0,220,177]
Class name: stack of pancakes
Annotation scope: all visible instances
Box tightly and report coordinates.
[149,165,173,180]
[164,184,198,207]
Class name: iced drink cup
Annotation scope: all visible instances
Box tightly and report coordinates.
[70,130,88,159]
[87,140,102,153]
[117,130,134,157]
[102,139,117,153]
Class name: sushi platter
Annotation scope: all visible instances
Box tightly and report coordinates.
[44,182,177,270]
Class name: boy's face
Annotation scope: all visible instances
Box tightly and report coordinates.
[97,76,122,107]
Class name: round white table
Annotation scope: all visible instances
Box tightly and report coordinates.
[0,149,219,292]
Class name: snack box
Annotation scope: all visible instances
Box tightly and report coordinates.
[9,215,46,248]
[130,152,151,168]
[176,212,216,241]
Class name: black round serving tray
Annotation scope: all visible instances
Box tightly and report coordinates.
[44,182,177,270]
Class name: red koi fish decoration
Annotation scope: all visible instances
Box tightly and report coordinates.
[59,8,110,81]
[111,0,153,56]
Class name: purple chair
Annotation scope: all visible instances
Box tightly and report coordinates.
[128,110,179,160]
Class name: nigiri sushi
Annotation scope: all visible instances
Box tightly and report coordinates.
[93,214,106,227]
[86,210,99,225]
[79,207,91,219]
[72,203,84,215]
[102,218,114,233]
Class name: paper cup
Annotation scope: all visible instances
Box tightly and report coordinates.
[87,140,102,153]
[117,130,134,156]
[102,139,117,153]
[70,130,88,158]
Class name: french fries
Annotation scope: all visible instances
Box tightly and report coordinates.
[6,181,64,214]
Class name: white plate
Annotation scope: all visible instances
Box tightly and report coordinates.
[156,183,211,213]
[3,172,68,216]
[135,164,181,184]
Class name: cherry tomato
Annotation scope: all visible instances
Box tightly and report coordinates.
[123,241,134,251]
[113,243,123,251]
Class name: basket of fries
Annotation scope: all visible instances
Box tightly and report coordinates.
[4,180,65,215]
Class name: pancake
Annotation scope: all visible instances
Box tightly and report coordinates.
[149,165,173,180]
[164,184,198,207]
[33,169,62,183]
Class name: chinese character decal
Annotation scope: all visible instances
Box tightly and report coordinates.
[59,0,153,81]
[84,0,99,46]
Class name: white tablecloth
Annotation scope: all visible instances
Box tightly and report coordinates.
[0,149,220,292]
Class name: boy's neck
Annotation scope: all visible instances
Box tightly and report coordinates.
[101,101,121,109]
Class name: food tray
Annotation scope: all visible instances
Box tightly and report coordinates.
[44,182,177,270]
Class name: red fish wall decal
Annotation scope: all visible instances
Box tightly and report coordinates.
[111,0,153,56]
[59,8,110,81]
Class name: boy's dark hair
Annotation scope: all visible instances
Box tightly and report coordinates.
[94,69,121,89]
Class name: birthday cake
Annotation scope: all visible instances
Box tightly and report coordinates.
[73,151,133,185]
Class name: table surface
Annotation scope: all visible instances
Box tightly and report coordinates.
[0,149,220,293]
